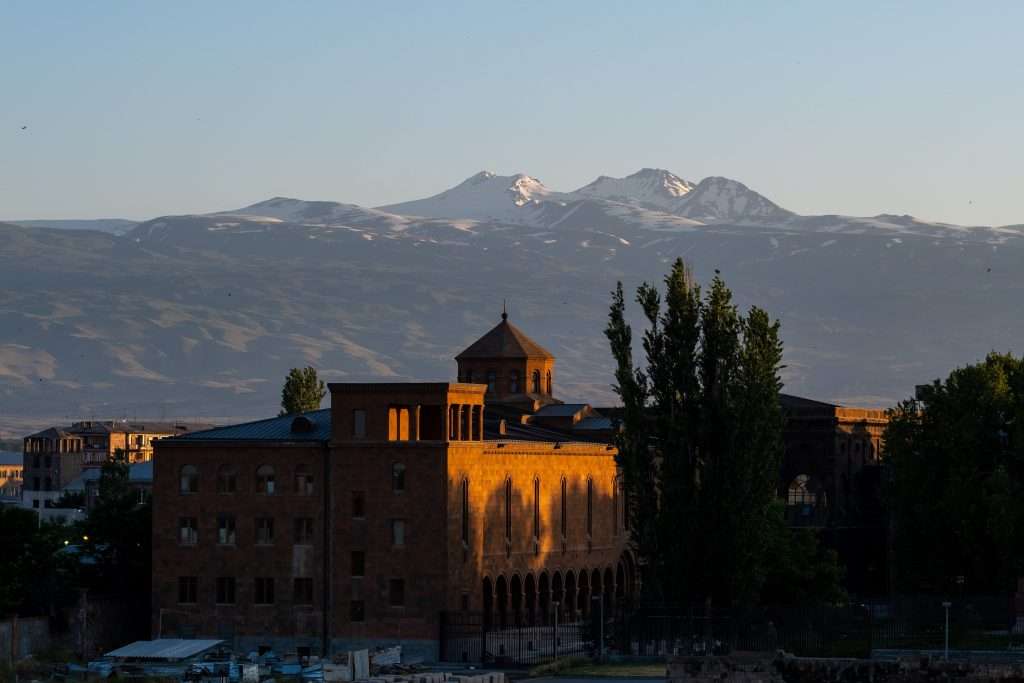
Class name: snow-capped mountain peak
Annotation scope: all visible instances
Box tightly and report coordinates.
[377,172,562,223]
[672,176,792,223]
[572,168,695,210]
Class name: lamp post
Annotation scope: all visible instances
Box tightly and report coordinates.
[942,601,952,660]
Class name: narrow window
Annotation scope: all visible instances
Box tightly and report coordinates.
[179,465,199,494]
[465,369,474,383]
[560,478,567,539]
[391,519,406,547]
[587,478,594,538]
[460,478,470,546]
[217,465,237,494]
[254,577,275,605]
[351,550,365,577]
[392,463,405,492]
[533,478,540,542]
[350,600,365,622]
[217,514,236,546]
[293,578,314,605]
[178,576,198,604]
[294,517,314,545]
[389,579,405,607]
[352,409,367,438]
[546,370,552,395]
[255,517,274,545]
[486,371,496,392]
[388,406,410,441]
[352,491,366,518]
[216,577,236,605]
[504,478,512,543]
[179,517,198,545]
[612,478,619,536]
[532,370,541,394]
[294,465,314,495]
[509,371,519,393]
[256,465,275,494]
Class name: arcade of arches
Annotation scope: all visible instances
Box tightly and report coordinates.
[482,554,636,628]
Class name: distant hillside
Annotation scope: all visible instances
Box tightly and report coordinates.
[9,219,138,235]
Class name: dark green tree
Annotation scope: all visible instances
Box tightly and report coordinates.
[607,260,840,606]
[280,366,327,416]
[886,352,1024,594]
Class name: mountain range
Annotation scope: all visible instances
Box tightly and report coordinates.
[2,168,1022,434]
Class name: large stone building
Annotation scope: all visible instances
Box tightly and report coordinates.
[151,315,634,659]
[0,450,23,501]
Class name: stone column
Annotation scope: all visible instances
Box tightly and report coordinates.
[412,405,421,441]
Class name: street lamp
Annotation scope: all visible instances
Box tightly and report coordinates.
[942,601,952,660]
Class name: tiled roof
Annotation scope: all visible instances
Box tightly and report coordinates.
[534,403,590,417]
[165,409,331,443]
[456,315,553,360]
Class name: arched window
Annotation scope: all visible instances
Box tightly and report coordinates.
[392,463,405,492]
[486,371,496,392]
[560,477,567,539]
[586,478,594,537]
[509,371,519,393]
[256,465,275,495]
[216,465,237,494]
[294,464,314,495]
[787,475,816,506]
[180,465,199,494]
[533,478,540,542]
[461,478,470,546]
[546,370,552,395]
[504,478,513,543]
[531,370,541,394]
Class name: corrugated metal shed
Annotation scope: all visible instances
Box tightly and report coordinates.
[105,639,224,660]
[166,409,331,442]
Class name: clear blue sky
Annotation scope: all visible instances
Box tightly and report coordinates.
[2,1,1022,225]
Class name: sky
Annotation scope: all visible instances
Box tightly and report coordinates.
[2,1,1022,226]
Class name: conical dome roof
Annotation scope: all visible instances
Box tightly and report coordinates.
[456,312,554,360]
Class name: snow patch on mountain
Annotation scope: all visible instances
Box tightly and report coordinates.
[572,168,695,210]
[222,197,411,231]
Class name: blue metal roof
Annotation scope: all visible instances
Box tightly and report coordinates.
[0,450,21,466]
[105,639,224,660]
[533,403,590,417]
[166,409,331,443]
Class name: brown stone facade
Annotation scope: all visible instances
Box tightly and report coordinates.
[151,381,631,659]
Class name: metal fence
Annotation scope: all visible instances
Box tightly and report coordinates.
[439,611,593,665]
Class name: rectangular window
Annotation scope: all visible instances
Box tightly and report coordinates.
[255,517,274,545]
[179,517,198,545]
[388,406,410,441]
[216,577,236,605]
[178,576,198,604]
[352,409,367,438]
[352,491,366,518]
[217,514,236,546]
[389,578,405,607]
[391,519,406,547]
[350,600,365,622]
[254,577,275,605]
[293,577,313,605]
[351,550,365,577]
[294,517,314,545]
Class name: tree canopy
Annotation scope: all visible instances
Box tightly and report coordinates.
[280,366,327,416]
[606,259,843,606]
[886,352,1024,594]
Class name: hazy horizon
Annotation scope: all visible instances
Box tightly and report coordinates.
[3,1,1023,225]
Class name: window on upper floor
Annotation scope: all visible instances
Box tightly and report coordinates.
[255,517,274,545]
[533,478,541,542]
[352,409,367,438]
[255,465,275,495]
[560,478,568,539]
[217,514,236,545]
[254,577,275,605]
[532,370,541,394]
[351,550,365,577]
[216,465,237,494]
[179,517,198,545]
[509,371,519,393]
[391,519,406,547]
[546,370,552,395]
[486,371,496,392]
[586,478,594,538]
[216,576,236,605]
[460,478,470,547]
[179,465,199,494]
[504,478,513,544]
[388,406,410,441]
[178,576,198,604]
[294,465,314,495]
[294,517,314,545]
[392,463,405,492]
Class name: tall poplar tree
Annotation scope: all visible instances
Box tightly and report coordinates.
[280,366,327,416]
[607,259,817,606]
